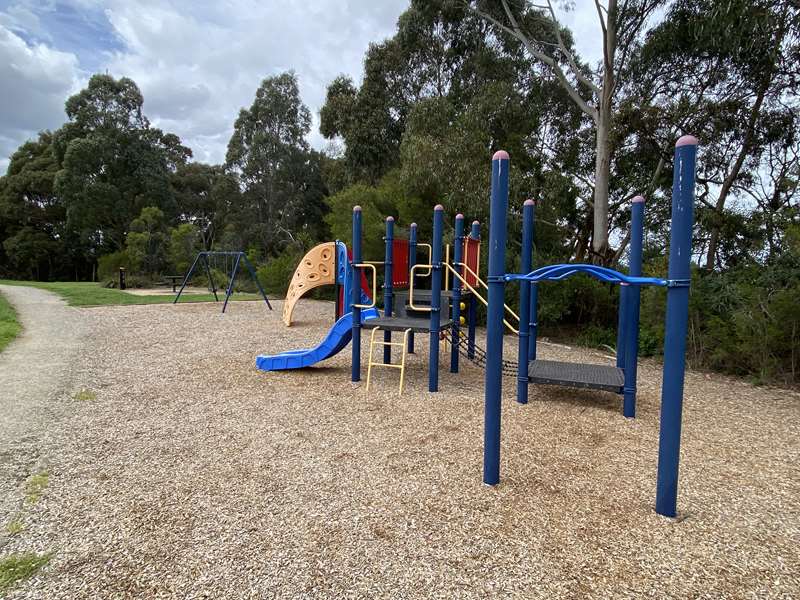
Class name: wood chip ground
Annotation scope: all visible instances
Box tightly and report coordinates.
[3,300,799,598]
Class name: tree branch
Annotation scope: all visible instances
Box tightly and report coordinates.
[472,0,598,121]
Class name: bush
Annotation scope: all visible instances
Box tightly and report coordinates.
[576,325,617,351]
[257,250,302,297]
[97,250,130,282]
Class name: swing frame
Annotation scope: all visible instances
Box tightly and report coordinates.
[173,251,272,313]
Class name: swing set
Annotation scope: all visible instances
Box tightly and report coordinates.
[174,251,272,313]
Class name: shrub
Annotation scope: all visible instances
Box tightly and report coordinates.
[97,250,130,281]
[257,250,302,296]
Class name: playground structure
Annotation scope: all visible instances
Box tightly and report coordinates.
[257,210,486,395]
[257,135,698,517]
[481,136,699,517]
[174,251,272,313]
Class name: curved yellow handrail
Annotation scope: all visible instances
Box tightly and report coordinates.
[416,243,433,277]
[408,264,432,312]
[445,263,518,334]
[352,263,377,308]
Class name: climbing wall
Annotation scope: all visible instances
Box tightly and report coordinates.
[283,242,336,326]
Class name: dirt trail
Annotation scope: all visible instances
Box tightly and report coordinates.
[0,285,86,523]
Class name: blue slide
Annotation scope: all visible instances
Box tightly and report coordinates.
[256,292,379,371]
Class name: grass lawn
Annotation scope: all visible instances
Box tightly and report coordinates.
[0,289,22,352]
[0,280,268,308]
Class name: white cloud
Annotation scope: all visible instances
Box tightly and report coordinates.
[99,0,408,164]
[0,0,611,174]
[0,24,83,171]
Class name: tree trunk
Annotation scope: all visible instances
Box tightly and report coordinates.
[592,108,611,260]
[592,0,617,263]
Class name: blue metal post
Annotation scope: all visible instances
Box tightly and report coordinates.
[622,196,645,418]
[351,206,363,382]
[174,252,201,304]
[483,150,510,485]
[517,200,534,404]
[616,286,628,369]
[528,202,539,361]
[221,252,242,313]
[655,135,698,517]
[429,205,444,392]
[383,217,394,364]
[450,214,465,373]
[468,221,480,359]
[408,223,417,354]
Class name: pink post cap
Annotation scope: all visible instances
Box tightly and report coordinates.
[472,220,480,226]
[434,204,444,211]
[410,222,417,228]
[353,205,361,212]
[386,216,394,222]
[492,150,509,161]
[676,135,698,148]
[456,213,464,219]
[632,195,645,203]
[524,199,535,206]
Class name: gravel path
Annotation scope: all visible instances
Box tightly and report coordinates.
[0,285,87,529]
[1,298,799,598]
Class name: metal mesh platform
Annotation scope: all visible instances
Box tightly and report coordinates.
[366,316,453,333]
[528,360,624,393]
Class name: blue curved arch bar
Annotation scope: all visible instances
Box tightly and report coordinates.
[504,263,668,287]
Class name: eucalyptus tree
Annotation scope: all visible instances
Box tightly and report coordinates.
[226,71,327,254]
[53,74,191,254]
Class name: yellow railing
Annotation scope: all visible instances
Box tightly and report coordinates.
[455,261,520,326]
[365,327,412,396]
[416,243,433,277]
[444,263,518,334]
[352,263,377,308]
[408,264,432,312]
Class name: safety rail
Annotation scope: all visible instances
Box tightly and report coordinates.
[444,263,518,334]
[416,243,433,276]
[352,263,377,308]
[456,261,521,325]
[407,264,433,312]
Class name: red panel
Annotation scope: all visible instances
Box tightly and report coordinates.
[463,238,481,287]
[392,239,409,287]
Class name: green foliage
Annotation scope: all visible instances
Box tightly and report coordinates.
[125,207,169,277]
[325,171,424,260]
[5,520,24,536]
[97,250,130,282]
[73,388,97,402]
[225,72,328,254]
[0,553,51,593]
[25,471,49,505]
[640,256,800,384]
[0,291,21,353]
[53,74,191,255]
[257,250,302,296]
[168,223,201,276]
[576,325,617,351]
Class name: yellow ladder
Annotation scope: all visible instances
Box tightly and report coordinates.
[365,327,412,395]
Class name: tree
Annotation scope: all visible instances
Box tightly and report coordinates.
[53,74,191,255]
[634,0,800,269]
[0,131,67,279]
[225,72,327,254]
[472,0,664,261]
[125,206,169,276]
[171,163,240,250]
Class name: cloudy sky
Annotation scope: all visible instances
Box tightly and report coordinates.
[0,0,603,174]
